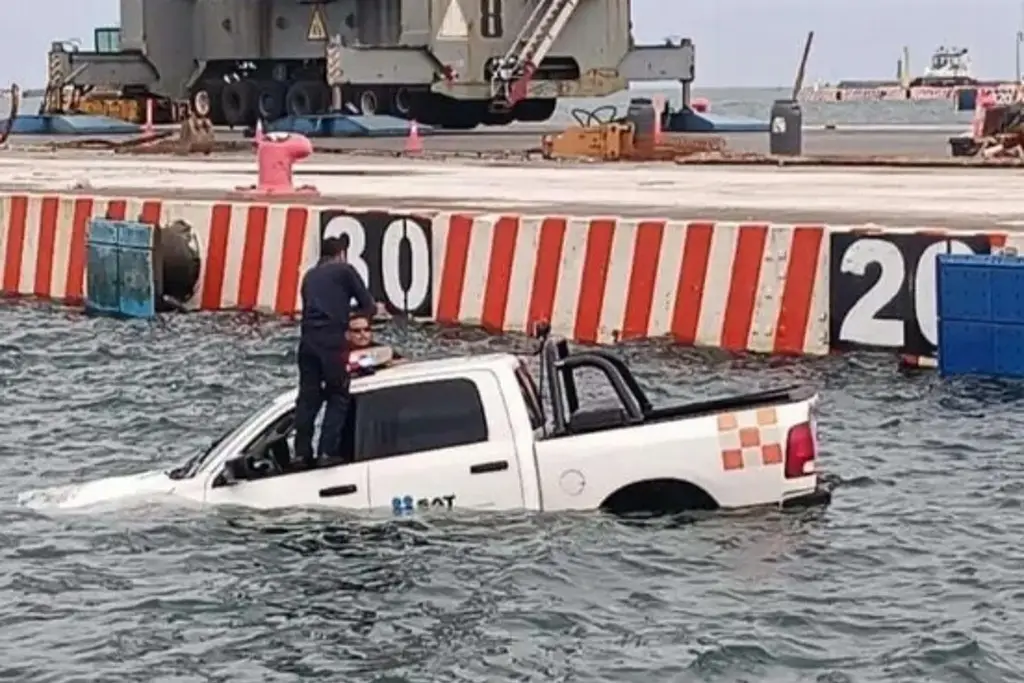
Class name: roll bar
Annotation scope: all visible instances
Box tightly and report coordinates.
[539,335,651,435]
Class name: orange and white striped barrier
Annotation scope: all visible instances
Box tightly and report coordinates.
[432,214,830,355]
[5,190,1024,361]
[0,194,317,314]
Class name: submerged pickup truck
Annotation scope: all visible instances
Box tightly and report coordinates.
[20,336,831,515]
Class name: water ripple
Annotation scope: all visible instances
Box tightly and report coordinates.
[0,301,1022,681]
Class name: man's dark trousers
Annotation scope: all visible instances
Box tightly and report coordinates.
[294,332,350,463]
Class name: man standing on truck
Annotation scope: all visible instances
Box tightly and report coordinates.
[294,237,377,468]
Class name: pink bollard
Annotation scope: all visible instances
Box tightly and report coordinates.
[691,97,710,113]
[235,132,319,196]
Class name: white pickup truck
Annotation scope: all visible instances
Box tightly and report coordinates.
[19,336,832,515]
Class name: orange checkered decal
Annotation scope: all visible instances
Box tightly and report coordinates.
[717,408,783,472]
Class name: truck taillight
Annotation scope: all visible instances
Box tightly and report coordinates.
[785,422,816,479]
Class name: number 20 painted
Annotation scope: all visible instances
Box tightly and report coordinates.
[836,237,977,349]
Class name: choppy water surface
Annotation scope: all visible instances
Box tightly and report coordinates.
[1,302,1022,682]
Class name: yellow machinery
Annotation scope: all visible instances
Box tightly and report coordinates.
[541,122,726,162]
[74,93,144,122]
[43,85,181,125]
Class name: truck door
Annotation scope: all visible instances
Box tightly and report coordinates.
[204,408,370,510]
[359,372,525,513]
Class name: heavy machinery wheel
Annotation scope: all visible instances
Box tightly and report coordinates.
[356,89,379,115]
[392,87,416,118]
[191,80,224,124]
[513,98,557,123]
[256,82,287,121]
[285,81,328,117]
[221,81,255,126]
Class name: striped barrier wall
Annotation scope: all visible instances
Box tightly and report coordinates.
[0,193,316,315]
[431,214,831,355]
[2,190,1019,360]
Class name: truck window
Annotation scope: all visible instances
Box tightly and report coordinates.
[356,378,488,460]
[515,363,544,430]
[225,400,361,482]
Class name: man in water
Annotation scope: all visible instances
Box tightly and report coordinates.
[346,314,405,365]
[294,237,376,467]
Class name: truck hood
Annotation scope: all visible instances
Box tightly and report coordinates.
[17,469,178,512]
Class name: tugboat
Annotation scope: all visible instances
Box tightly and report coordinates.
[903,45,974,88]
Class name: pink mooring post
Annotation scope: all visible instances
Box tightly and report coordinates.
[691,97,710,113]
[236,132,319,196]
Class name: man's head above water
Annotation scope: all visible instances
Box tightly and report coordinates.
[346,314,374,349]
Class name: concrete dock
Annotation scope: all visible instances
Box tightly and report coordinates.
[0,150,1018,229]
[271,126,968,159]
[5,124,967,159]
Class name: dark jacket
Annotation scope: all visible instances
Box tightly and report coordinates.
[300,260,376,336]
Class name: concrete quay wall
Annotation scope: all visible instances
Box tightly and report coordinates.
[0,157,1019,357]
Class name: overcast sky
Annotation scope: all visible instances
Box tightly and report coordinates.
[4,0,1024,87]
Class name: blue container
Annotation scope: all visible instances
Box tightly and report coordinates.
[257,114,431,138]
[0,114,140,136]
[956,88,978,112]
[85,219,158,319]
[937,253,1024,377]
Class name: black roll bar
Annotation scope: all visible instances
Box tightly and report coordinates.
[556,353,645,424]
[584,349,653,415]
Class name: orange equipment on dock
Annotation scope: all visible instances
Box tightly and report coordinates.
[540,101,726,162]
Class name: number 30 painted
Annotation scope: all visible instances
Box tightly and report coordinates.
[838,238,976,348]
[323,215,431,312]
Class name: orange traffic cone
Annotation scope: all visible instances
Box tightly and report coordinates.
[404,120,423,154]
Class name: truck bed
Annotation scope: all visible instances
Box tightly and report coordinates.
[646,384,816,424]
